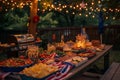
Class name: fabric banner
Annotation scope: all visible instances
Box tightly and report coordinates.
[46,62,74,80]
[98,11,104,34]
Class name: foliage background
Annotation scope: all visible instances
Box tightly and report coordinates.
[0,0,120,31]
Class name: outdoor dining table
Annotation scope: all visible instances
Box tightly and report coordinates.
[0,45,113,80]
[64,45,113,80]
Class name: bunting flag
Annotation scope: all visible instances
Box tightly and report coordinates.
[98,11,104,34]
[46,62,74,80]
[0,72,11,80]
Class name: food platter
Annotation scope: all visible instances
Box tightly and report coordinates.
[0,58,34,72]
[65,56,88,67]
[0,63,33,72]
[72,49,86,53]
[19,62,74,80]
[78,51,96,59]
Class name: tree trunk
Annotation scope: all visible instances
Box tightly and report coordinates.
[28,0,38,38]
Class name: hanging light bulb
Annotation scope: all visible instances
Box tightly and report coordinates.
[98,0,101,4]
[92,15,95,18]
[66,10,69,13]
[11,7,14,10]
[89,12,91,15]
[59,8,62,11]
[70,5,72,8]
[112,17,115,20]
[79,13,82,16]
[103,8,106,11]
[5,9,8,11]
[59,4,61,6]
[92,2,94,5]
[76,5,79,8]
[85,14,88,17]
[106,17,108,19]
[72,12,75,14]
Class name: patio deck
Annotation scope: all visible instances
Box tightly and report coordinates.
[70,72,101,80]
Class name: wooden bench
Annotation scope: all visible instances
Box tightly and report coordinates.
[100,62,120,80]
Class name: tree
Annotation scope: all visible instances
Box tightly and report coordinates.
[0,0,120,35]
[39,0,120,26]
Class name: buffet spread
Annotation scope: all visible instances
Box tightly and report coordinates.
[0,32,106,80]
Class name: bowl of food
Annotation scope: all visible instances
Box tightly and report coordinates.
[0,58,34,72]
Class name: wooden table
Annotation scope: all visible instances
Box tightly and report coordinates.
[64,45,113,80]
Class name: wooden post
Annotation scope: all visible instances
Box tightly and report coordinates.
[28,0,38,38]
[100,34,102,44]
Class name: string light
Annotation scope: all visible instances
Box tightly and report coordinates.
[59,8,62,11]
[76,5,79,8]
[103,8,107,12]
[92,15,95,18]
[85,14,88,17]
[72,12,75,14]
[98,0,101,4]
[11,7,14,10]
[26,3,29,5]
[79,8,82,10]
[106,17,108,19]
[11,0,13,2]
[89,12,91,15]
[51,4,54,8]
[3,1,5,3]
[79,13,82,16]
[66,10,69,13]
[37,8,40,11]
[70,5,72,8]
[59,4,61,6]
[0,0,119,20]
[85,8,88,11]
[92,2,94,5]
[112,17,115,20]
[73,7,76,9]
[48,9,51,11]
[5,9,7,11]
